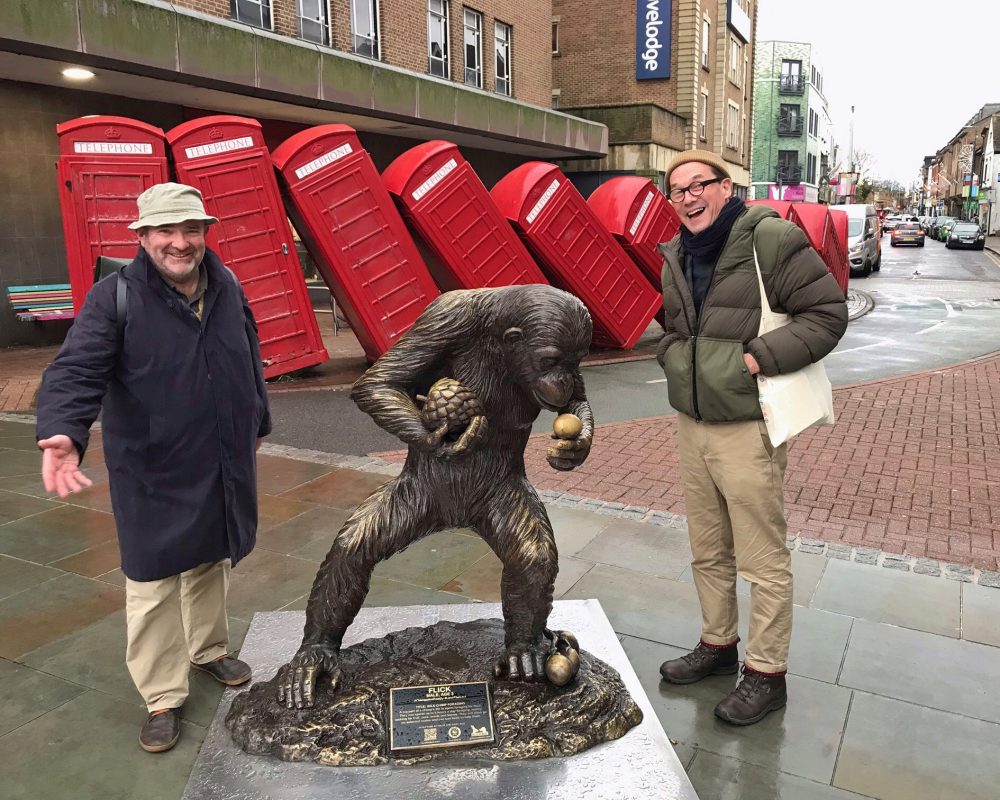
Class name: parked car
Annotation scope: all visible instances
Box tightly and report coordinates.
[929,216,956,240]
[938,219,962,242]
[841,203,881,275]
[882,215,903,234]
[890,222,925,247]
[945,222,986,250]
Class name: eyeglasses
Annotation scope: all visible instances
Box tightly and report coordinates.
[668,177,725,203]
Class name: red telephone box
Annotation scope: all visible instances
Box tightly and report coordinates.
[829,209,850,291]
[587,176,680,287]
[271,125,439,362]
[167,116,328,379]
[381,141,547,291]
[56,116,169,313]
[791,203,849,295]
[491,162,660,350]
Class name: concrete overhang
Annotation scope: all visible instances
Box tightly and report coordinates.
[0,0,608,160]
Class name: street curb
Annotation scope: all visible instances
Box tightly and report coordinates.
[846,288,875,321]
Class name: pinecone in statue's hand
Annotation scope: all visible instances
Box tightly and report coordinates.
[416,378,483,436]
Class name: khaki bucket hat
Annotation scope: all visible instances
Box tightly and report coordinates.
[128,182,218,230]
[664,149,732,189]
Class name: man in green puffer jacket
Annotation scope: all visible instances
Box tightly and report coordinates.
[655,150,847,726]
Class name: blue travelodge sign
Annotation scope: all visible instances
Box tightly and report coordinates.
[636,0,671,80]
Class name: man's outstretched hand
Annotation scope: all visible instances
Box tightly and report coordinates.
[39,434,92,498]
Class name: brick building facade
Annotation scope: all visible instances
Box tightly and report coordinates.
[0,0,606,347]
[551,0,757,195]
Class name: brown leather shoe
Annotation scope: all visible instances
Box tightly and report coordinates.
[659,642,739,684]
[191,655,251,686]
[139,709,180,753]
[714,667,787,726]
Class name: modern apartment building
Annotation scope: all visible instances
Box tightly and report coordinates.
[551,0,758,196]
[751,41,833,203]
[0,0,607,346]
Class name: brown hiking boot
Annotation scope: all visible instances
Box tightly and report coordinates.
[191,655,251,686]
[139,709,180,753]
[659,642,739,684]
[714,667,787,726]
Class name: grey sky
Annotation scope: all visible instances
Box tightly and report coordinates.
[756,0,999,185]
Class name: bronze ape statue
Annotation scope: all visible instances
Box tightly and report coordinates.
[275,285,595,709]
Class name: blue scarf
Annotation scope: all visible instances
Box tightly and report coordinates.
[680,197,746,318]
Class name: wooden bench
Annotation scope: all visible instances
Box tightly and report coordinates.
[6,284,75,321]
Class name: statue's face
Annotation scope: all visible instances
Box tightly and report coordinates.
[505,334,588,412]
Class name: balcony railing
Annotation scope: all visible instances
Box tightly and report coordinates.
[778,75,805,94]
[776,166,802,184]
[777,117,803,136]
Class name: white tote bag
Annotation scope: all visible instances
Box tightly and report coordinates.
[753,245,835,447]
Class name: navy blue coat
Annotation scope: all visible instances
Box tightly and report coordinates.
[36,247,272,581]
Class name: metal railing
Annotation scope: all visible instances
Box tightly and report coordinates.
[777,116,804,135]
[776,166,802,184]
[778,75,805,94]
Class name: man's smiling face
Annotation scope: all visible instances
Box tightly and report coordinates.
[668,161,733,235]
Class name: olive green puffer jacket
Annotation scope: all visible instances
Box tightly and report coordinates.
[656,204,848,422]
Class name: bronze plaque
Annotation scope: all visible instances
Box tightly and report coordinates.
[388,681,496,752]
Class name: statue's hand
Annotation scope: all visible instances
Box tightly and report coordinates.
[546,433,591,471]
[437,415,489,459]
[275,643,341,710]
[493,637,549,682]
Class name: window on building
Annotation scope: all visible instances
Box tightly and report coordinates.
[463,8,483,88]
[780,59,802,91]
[297,0,329,44]
[551,92,559,110]
[808,108,818,137]
[807,152,817,184]
[551,20,559,54]
[729,38,741,85]
[702,19,710,68]
[495,21,512,96]
[351,0,380,58]
[779,103,801,134]
[777,150,800,182]
[230,0,271,29]
[428,0,450,78]
[700,93,708,140]
[810,65,823,93]
[727,103,740,149]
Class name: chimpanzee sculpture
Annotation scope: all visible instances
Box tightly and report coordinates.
[275,285,594,709]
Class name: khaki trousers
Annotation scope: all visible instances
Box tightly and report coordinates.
[676,415,792,674]
[125,560,231,711]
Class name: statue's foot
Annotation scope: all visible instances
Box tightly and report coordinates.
[493,638,550,682]
[275,643,341,710]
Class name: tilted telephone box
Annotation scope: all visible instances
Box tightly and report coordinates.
[587,176,680,288]
[381,140,547,291]
[56,116,170,314]
[271,124,439,362]
[490,162,660,350]
[167,115,328,379]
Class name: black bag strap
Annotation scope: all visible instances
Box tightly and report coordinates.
[115,266,127,347]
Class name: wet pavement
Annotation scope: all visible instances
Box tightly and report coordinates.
[1,415,999,799]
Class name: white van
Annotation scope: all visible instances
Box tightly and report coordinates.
[840,203,881,277]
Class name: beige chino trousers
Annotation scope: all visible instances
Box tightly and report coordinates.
[676,415,792,674]
[125,559,231,711]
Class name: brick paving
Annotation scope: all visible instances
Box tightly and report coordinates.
[0,345,56,413]
[380,353,1000,571]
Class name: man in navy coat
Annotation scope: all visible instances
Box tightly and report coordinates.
[36,183,272,753]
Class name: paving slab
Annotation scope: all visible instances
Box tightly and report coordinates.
[810,558,961,638]
[834,691,1000,800]
[961,582,1000,647]
[620,637,852,785]
[0,657,86,738]
[576,517,692,579]
[687,750,876,800]
[838,619,1000,724]
[0,690,207,800]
